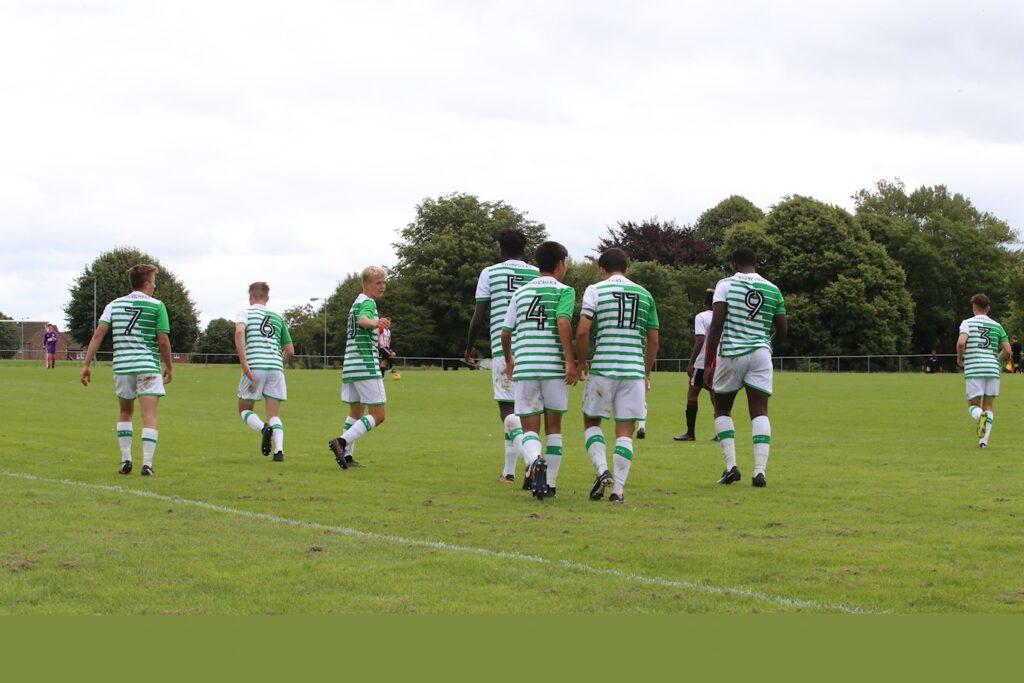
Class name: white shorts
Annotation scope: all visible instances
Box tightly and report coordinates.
[115,373,165,400]
[714,347,773,395]
[238,370,287,402]
[966,378,1000,399]
[342,379,387,406]
[582,375,646,421]
[514,379,569,416]
[492,356,514,403]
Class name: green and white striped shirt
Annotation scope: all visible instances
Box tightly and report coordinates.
[502,276,575,381]
[475,259,540,356]
[580,275,659,380]
[343,294,381,383]
[959,314,1007,379]
[235,304,292,372]
[99,292,170,375]
[713,272,786,358]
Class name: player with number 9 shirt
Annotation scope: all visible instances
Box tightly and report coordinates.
[235,281,294,462]
[703,247,787,488]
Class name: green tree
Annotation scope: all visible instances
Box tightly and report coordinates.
[0,311,18,358]
[854,179,1016,353]
[64,247,200,352]
[723,195,914,356]
[695,196,765,252]
[283,302,325,367]
[393,193,547,357]
[193,318,238,363]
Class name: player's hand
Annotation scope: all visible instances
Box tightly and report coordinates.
[686,362,694,378]
[577,363,588,382]
[243,364,255,382]
[377,318,392,330]
[645,375,652,391]
[163,366,173,385]
[505,360,514,381]
[464,349,476,366]
[703,368,714,391]
[957,357,964,369]
[565,364,579,386]
[80,365,91,387]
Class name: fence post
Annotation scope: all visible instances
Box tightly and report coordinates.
[868,356,871,373]
[837,356,841,373]
[899,356,902,373]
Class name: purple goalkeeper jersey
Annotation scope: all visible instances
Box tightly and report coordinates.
[44,331,58,352]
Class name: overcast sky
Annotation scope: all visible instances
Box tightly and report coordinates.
[2,0,1022,329]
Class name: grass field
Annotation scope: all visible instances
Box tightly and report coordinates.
[1,361,1023,614]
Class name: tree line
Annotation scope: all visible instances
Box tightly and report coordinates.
[62,179,1023,363]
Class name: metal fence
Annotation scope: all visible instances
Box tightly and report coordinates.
[0,350,988,373]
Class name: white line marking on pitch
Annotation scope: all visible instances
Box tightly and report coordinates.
[2,470,878,613]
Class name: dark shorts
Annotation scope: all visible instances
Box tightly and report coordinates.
[379,348,391,363]
[689,368,705,388]
[45,346,57,354]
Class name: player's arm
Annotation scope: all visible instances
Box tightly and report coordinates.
[772,314,788,347]
[501,329,514,380]
[686,333,704,378]
[999,340,1012,362]
[359,315,388,329]
[80,323,109,386]
[465,300,490,365]
[157,332,173,384]
[575,314,593,380]
[702,302,727,390]
[234,324,255,381]
[956,333,968,368]
[557,316,578,386]
[282,343,295,362]
[645,328,660,379]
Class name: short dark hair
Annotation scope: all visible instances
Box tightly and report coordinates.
[598,247,628,273]
[498,229,527,258]
[704,288,714,308]
[731,247,757,267]
[971,293,991,310]
[535,241,568,273]
[129,264,158,290]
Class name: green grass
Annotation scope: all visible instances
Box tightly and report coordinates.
[1,361,1023,614]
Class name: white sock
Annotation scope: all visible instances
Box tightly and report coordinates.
[585,426,607,475]
[715,416,737,470]
[503,414,524,476]
[969,405,983,423]
[269,416,283,453]
[341,415,376,445]
[982,410,994,444]
[545,434,564,486]
[241,410,264,432]
[342,417,357,456]
[521,431,542,468]
[752,415,771,476]
[612,437,633,496]
[116,421,133,461]
[141,428,158,467]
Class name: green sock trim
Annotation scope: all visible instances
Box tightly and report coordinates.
[271,424,284,431]
[585,434,606,450]
[344,418,356,428]
[359,416,373,431]
[510,428,523,439]
[545,446,563,456]
[717,430,736,440]
[613,445,633,461]
[522,435,541,445]
[986,417,994,424]
[241,411,253,422]
[504,432,513,442]
[141,438,158,444]
[117,430,133,437]
[752,435,771,444]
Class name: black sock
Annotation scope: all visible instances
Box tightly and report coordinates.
[685,403,698,435]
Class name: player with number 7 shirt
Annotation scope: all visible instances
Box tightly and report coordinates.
[80,263,173,477]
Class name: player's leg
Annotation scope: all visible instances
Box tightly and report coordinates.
[980,382,997,447]
[743,348,774,487]
[712,356,743,484]
[514,381,544,487]
[965,379,986,439]
[331,380,386,467]
[116,396,135,474]
[636,402,647,439]
[264,372,287,460]
[138,394,160,476]
[582,376,612,498]
[500,401,522,483]
[239,372,273,455]
[538,380,569,495]
[676,374,703,441]
[608,379,644,502]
